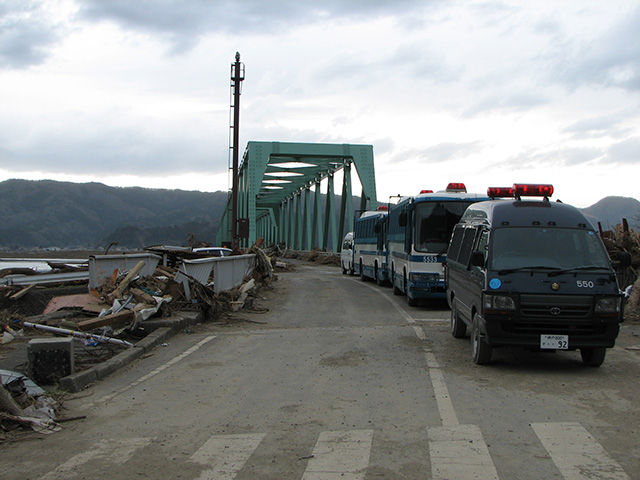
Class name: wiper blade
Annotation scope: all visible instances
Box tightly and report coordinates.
[548,265,610,277]
[498,266,561,275]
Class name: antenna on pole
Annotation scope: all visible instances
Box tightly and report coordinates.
[229,52,245,249]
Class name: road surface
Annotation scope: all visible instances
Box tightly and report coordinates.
[2,262,639,479]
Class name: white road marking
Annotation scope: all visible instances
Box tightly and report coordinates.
[83,335,216,408]
[423,348,459,427]
[41,437,152,479]
[302,429,374,480]
[532,422,631,480]
[428,424,499,480]
[190,433,266,480]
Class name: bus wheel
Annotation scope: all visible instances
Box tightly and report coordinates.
[471,314,492,364]
[392,268,401,295]
[451,301,467,338]
[359,261,367,281]
[580,347,606,367]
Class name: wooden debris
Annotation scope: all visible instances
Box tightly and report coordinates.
[76,310,134,332]
[108,260,146,302]
[9,284,36,301]
[130,287,156,304]
[0,384,23,416]
[43,294,94,315]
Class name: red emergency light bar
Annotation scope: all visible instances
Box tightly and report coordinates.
[487,187,514,198]
[487,184,554,199]
[377,205,389,211]
[513,183,553,197]
[446,183,467,193]
[420,189,434,194]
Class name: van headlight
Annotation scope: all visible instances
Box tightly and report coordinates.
[410,273,440,282]
[483,294,516,312]
[595,297,621,313]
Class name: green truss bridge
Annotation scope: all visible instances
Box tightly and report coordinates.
[217,141,377,251]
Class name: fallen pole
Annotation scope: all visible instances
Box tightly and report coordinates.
[22,322,134,348]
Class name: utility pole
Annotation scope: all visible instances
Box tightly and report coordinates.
[230,52,244,249]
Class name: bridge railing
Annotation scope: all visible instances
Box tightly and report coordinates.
[175,254,256,299]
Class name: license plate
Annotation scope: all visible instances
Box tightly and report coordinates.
[540,334,569,350]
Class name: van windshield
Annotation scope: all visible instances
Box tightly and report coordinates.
[415,201,473,253]
[489,227,611,271]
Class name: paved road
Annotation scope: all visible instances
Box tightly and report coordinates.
[2,262,640,479]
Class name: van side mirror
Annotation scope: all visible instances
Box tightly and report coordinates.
[617,251,632,268]
[399,212,407,227]
[470,251,485,267]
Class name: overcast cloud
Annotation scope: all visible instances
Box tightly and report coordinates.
[0,0,638,207]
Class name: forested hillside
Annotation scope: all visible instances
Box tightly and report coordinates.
[0,179,228,249]
[1,179,638,250]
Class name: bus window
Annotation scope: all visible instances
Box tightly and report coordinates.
[415,201,472,253]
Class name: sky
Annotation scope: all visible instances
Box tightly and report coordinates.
[1,0,639,208]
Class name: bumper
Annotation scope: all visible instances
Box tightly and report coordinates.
[479,314,620,349]
[408,281,447,299]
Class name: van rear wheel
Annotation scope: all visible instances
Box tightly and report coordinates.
[471,314,492,364]
[450,301,467,338]
[580,347,606,367]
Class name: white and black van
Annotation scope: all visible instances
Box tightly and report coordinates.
[445,184,630,366]
[341,232,355,275]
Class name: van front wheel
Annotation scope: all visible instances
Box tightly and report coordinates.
[471,315,492,364]
[580,347,606,367]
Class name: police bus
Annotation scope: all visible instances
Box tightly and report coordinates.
[354,207,389,285]
[387,183,489,306]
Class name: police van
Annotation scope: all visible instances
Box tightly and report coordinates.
[340,232,355,275]
[445,184,629,366]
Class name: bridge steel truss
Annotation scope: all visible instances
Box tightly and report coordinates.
[217,141,377,251]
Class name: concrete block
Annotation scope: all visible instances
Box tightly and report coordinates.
[59,369,97,393]
[28,337,75,385]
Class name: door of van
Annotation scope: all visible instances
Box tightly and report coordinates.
[454,226,482,325]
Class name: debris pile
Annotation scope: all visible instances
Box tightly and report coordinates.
[1,369,81,440]
[269,244,340,267]
[599,219,640,322]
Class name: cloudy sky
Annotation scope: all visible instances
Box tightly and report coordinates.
[1,0,639,208]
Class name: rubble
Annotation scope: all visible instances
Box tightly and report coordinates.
[1,239,288,435]
[599,218,640,322]
[1,369,64,437]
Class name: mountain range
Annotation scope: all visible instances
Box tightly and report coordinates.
[0,179,638,250]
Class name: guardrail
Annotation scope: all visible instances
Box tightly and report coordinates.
[175,254,256,299]
[88,253,162,289]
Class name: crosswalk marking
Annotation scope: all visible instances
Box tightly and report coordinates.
[532,422,630,480]
[41,437,152,479]
[190,433,266,480]
[302,429,374,480]
[428,424,499,480]
[35,423,633,480]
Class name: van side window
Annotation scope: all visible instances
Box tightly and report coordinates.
[447,225,465,262]
[458,227,477,267]
[475,230,489,255]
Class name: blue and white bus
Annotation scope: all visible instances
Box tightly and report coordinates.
[354,207,389,285]
[387,183,489,306]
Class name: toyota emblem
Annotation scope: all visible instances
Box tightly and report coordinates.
[550,307,561,315]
